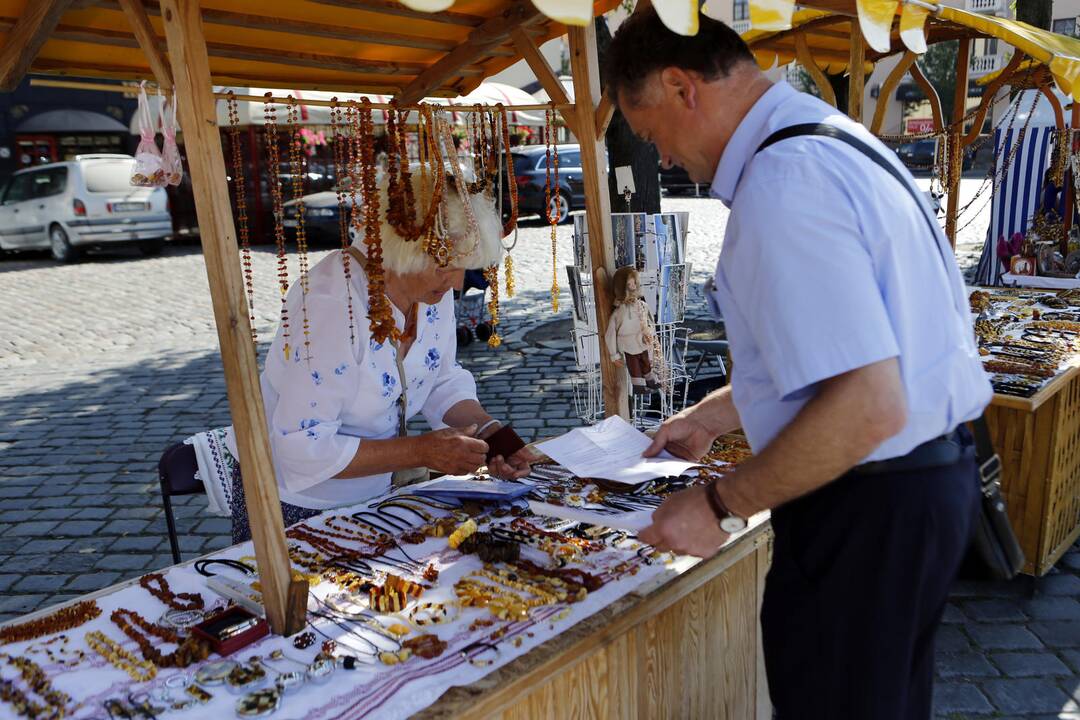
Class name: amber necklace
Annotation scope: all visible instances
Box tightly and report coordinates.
[264,93,291,361]
[227,91,257,345]
[139,572,204,612]
[330,98,357,346]
[544,106,560,312]
[286,96,313,364]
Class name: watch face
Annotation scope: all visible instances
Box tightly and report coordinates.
[719,516,747,534]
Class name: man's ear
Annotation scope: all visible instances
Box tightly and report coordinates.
[658,67,698,110]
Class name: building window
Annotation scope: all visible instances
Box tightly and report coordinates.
[733,0,749,21]
[1053,17,1077,37]
[985,38,997,55]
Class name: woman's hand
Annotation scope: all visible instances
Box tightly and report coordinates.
[487,446,535,480]
[419,426,489,476]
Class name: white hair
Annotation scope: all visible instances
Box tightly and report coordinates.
[350,173,503,275]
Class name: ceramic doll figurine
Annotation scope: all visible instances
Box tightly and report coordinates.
[605,266,660,394]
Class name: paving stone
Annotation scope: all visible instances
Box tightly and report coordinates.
[936,625,973,653]
[12,575,70,594]
[0,510,36,522]
[194,518,232,535]
[1021,597,1080,621]
[94,554,154,572]
[71,507,112,520]
[54,521,105,536]
[65,573,120,593]
[30,508,80,522]
[992,651,1073,677]
[963,599,1027,622]
[5,521,58,537]
[98,519,150,536]
[940,604,966,624]
[0,574,21,592]
[1030,621,1080,648]
[109,536,163,552]
[1061,552,1080,572]
[936,651,999,678]
[967,624,1044,651]
[932,682,994,715]
[981,679,1071,714]
[0,595,47,615]
[1038,574,1080,596]
[1062,649,1080,673]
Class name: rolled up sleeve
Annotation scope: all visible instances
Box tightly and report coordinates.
[726,174,900,400]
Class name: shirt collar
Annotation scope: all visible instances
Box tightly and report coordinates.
[709,81,797,207]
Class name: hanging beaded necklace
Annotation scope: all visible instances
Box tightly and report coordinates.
[330,98,357,346]
[286,96,313,364]
[544,105,561,312]
[263,93,291,361]
[227,91,257,345]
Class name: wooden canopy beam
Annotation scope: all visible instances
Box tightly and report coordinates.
[117,0,172,91]
[794,31,837,109]
[908,62,944,133]
[510,28,577,130]
[870,51,916,134]
[945,38,970,247]
[159,0,305,637]
[962,51,1024,147]
[568,23,627,420]
[0,0,74,91]
[595,91,614,140]
[398,1,540,104]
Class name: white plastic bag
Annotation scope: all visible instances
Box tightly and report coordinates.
[131,81,165,187]
[160,92,183,187]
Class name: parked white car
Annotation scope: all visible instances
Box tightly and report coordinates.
[0,154,172,262]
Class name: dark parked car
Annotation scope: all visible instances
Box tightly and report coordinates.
[283,178,350,244]
[895,138,974,171]
[505,144,584,224]
[659,163,706,196]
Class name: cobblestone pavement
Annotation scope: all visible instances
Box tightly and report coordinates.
[1,181,1078,717]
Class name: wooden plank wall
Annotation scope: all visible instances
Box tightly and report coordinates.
[495,549,764,719]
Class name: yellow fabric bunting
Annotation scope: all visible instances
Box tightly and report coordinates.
[748,0,795,33]
[855,0,899,53]
[653,0,700,35]
[528,0,592,26]
[899,2,930,55]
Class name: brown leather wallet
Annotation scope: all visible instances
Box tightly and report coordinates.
[484,424,526,463]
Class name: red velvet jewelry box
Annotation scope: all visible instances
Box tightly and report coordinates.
[191,606,269,656]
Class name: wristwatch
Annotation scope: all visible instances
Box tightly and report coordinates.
[705,479,748,534]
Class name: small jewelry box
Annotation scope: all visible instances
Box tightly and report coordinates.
[190,607,269,656]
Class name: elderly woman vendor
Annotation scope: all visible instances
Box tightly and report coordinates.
[206,174,529,542]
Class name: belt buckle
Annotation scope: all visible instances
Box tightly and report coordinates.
[979,453,1002,489]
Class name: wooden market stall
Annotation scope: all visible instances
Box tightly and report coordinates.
[737,0,1080,575]
[0,1,772,718]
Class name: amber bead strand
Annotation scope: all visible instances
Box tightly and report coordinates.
[110,608,210,669]
[0,599,101,645]
[263,93,291,361]
[227,92,257,344]
[354,99,396,344]
[544,106,560,312]
[139,572,204,611]
[329,98,357,346]
[286,97,312,364]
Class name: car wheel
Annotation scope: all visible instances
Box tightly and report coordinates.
[457,326,473,346]
[547,191,570,225]
[475,322,493,343]
[49,225,79,263]
[140,239,164,256]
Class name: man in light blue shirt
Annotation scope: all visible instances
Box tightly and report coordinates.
[605,9,991,720]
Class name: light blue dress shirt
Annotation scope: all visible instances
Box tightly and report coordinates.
[708,81,991,462]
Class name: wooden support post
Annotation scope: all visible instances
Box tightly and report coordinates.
[945,39,971,247]
[847,24,865,122]
[0,0,74,91]
[595,91,614,139]
[118,0,173,91]
[159,0,305,636]
[795,31,837,109]
[870,52,916,135]
[908,63,944,134]
[568,23,628,420]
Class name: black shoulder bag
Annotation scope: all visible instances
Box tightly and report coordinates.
[755,123,1025,581]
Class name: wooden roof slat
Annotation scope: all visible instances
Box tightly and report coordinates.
[399,0,540,104]
[11,18,488,77]
[308,0,485,27]
[0,0,75,91]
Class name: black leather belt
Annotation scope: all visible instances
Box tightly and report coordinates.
[850,430,964,476]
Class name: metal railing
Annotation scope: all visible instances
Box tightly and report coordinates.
[732,19,751,34]
[965,0,1003,13]
[969,54,1002,78]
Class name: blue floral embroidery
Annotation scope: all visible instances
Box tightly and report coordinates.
[381,372,397,397]
[306,429,320,439]
[311,370,323,386]
[369,338,384,352]
[310,401,317,408]
[333,363,348,376]
[425,347,441,371]
[299,419,319,430]
[425,306,439,324]
[369,361,377,370]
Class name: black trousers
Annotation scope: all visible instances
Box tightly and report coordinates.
[762,445,978,720]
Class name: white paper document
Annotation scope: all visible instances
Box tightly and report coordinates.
[535,416,700,484]
[528,501,654,532]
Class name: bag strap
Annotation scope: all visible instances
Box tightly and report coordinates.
[755,122,999,471]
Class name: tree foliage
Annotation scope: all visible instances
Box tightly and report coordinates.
[913,40,958,121]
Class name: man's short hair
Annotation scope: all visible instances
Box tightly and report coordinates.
[603,7,756,107]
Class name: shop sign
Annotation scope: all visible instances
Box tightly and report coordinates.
[906,118,935,134]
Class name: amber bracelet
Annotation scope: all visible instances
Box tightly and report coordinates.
[139,573,205,612]
[0,599,101,645]
[86,630,157,682]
